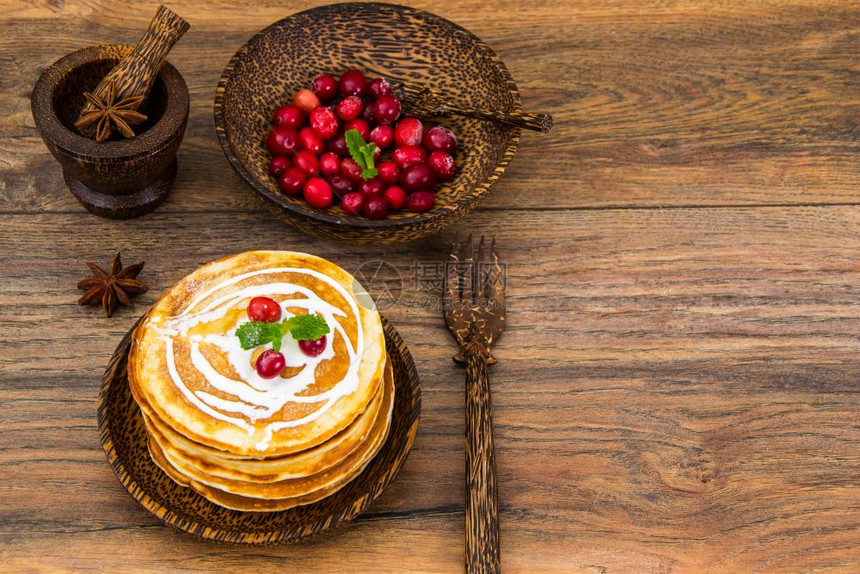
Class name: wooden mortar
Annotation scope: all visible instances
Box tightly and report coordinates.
[31,44,189,219]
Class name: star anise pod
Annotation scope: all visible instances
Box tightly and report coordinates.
[74,81,148,142]
[77,253,148,318]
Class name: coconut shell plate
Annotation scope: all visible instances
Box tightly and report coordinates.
[98,315,421,544]
[214,2,522,243]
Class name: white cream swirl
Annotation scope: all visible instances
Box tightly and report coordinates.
[154,267,366,451]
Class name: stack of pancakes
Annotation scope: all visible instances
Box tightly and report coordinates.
[128,251,392,511]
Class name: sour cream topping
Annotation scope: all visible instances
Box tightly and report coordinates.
[154,267,366,451]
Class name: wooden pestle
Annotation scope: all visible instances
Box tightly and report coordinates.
[76,5,189,138]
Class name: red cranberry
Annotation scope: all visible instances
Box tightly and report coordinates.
[256,349,286,378]
[293,89,320,113]
[427,151,456,180]
[392,145,426,169]
[362,196,389,219]
[293,150,320,176]
[423,125,457,153]
[341,192,365,215]
[358,177,385,197]
[328,175,355,200]
[336,96,364,121]
[406,191,436,212]
[267,126,299,156]
[344,119,370,141]
[247,296,281,322]
[298,127,324,155]
[298,336,327,357]
[269,155,290,177]
[400,162,437,192]
[272,105,305,129]
[360,101,376,123]
[311,74,338,102]
[373,95,402,125]
[278,167,306,195]
[340,158,363,183]
[303,177,333,208]
[378,161,399,184]
[369,125,394,149]
[319,152,341,178]
[309,107,339,140]
[339,70,368,98]
[394,117,423,146]
[327,132,348,156]
[368,77,391,98]
[384,186,407,210]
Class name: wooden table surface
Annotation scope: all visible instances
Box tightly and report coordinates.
[2,1,859,571]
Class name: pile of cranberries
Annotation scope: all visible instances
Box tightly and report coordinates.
[247,296,327,379]
[266,70,458,219]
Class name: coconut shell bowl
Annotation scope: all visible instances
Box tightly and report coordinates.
[31,45,189,219]
[214,2,523,243]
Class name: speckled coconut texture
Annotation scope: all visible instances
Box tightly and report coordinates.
[214,2,522,242]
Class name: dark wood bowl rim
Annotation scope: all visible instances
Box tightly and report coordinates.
[97,313,421,544]
[31,44,189,161]
[213,2,522,231]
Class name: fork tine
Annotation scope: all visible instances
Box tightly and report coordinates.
[398,81,431,99]
[480,236,493,300]
[461,234,473,300]
[473,236,486,301]
[443,236,460,310]
[395,81,445,118]
[487,237,505,302]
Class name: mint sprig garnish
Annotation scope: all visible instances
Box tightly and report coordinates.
[236,321,284,350]
[236,314,330,351]
[286,314,331,341]
[345,128,378,180]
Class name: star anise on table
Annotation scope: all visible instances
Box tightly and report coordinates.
[74,81,148,142]
[77,253,148,318]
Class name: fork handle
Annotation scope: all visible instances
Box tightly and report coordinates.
[444,106,552,133]
[465,346,500,573]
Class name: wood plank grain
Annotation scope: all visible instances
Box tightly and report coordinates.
[1,206,859,571]
[2,0,859,214]
[3,0,860,571]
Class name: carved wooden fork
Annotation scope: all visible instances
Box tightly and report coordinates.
[395,81,553,133]
[443,236,506,573]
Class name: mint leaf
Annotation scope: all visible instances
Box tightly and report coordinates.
[359,143,378,179]
[236,315,329,349]
[345,129,366,167]
[345,129,377,180]
[286,314,330,341]
[236,321,281,350]
[271,325,284,351]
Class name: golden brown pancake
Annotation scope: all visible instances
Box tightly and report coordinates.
[128,251,393,511]
[141,367,385,482]
[129,251,386,457]
[146,361,394,511]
